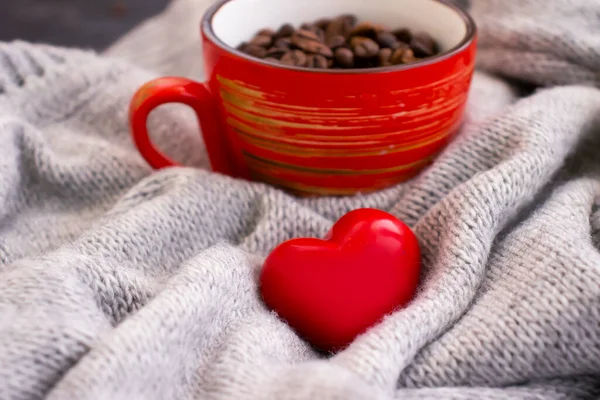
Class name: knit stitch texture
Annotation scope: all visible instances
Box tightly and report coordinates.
[1,0,600,399]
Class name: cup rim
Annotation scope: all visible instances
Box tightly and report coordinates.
[202,0,476,75]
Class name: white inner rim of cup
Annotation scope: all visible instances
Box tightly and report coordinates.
[212,0,468,52]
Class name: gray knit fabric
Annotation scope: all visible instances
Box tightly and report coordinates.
[1,0,600,399]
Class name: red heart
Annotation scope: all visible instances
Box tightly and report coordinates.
[259,208,421,352]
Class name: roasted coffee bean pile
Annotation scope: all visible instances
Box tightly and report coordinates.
[236,15,440,69]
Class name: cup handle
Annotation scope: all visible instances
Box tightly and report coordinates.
[129,76,231,174]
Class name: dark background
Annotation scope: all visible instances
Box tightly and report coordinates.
[0,0,170,51]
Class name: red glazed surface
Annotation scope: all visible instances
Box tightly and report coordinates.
[129,0,477,196]
[259,208,421,352]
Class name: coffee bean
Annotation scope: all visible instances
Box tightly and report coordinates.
[391,41,410,51]
[302,24,326,42]
[324,19,343,40]
[265,47,287,59]
[294,28,321,42]
[378,48,393,66]
[410,32,437,57]
[241,44,267,58]
[250,35,272,48]
[348,22,386,39]
[375,31,399,49]
[315,28,326,42]
[314,43,334,57]
[257,28,275,37]
[274,37,292,50]
[244,16,439,69]
[393,28,412,44]
[325,15,356,41]
[292,29,333,57]
[314,18,331,29]
[350,37,379,58]
[349,22,376,38]
[390,48,406,65]
[281,50,308,67]
[327,35,347,49]
[401,48,418,63]
[275,23,294,38]
[390,47,418,65]
[334,47,354,68]
[340,14,358,28]
[307,54,329,69]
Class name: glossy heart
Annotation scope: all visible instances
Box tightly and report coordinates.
[259,208,421,352]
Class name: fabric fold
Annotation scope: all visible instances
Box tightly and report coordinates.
[1,0,599,399]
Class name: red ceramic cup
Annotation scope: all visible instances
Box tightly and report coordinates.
[129,0,476,196]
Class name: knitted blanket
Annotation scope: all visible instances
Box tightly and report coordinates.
[1,0,599,399]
